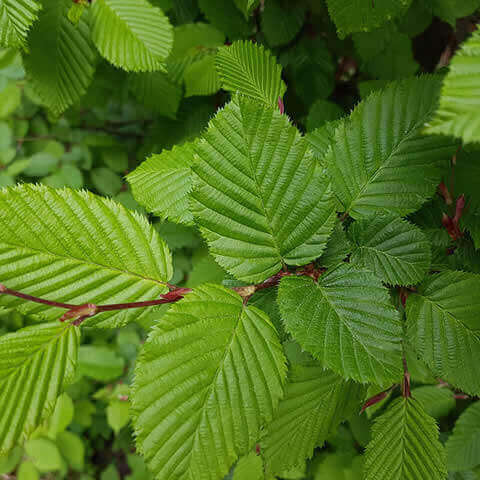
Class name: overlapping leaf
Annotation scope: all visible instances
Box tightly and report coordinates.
[127,142,196,225]
[406,270,480,394]
[0,322,80,454]
[278,265,403,384]
[0,184,172,328]
[349,214,431,286]
[23,0,96,115]
[192,95,336,283]
[412,386,455,419]
[0,0,40,47]
[131,284,286,480]
[90,0,173,72]
[216,40,286,106]
[364,397,447,479]
[425,29,480,143]
[325,76,456,219]
[446,401,480,472]
[184,53,220,97]
[261,351,365,474]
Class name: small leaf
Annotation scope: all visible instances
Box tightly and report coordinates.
[78,346,125,382]
[107,401,130,434]
[57,431,84,471]
[48,393,74,437]
[24,437,63,472]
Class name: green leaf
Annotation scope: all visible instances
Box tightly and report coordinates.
[233,452,264,480]
[261,0,304,48]
[0,446,22,474]
[364,397,447,480]
[184,53,220,97]
[261,353,365,474]
[406,270,480,395]
[23,0,96,115]
[127,142,196,225]
[91,167,123,197]
[0,184,172,328]
[318,222,351,269]
[306,100,343,132]
[43,165,84,189]
[0,0,41,47]
[326,76,456,218]
[107,401,130,434]
[132,284,286,480]
[129,71,182,119]
[198,0,251,39]
[446,401,480,472]
[426,0,480,26]
[326,0,412,37]
[305,120,341,165]
[425,29,480,144]
[277,266,403,384]
[57,431,84,471]
[78,346,125,382]
[348,214,431,286]
[25,437,63,472]
[17,461,39,480]
[48,393,74,437]
[412,386,455,419]
[90,0,173,72]
[0,322,79,454]
[192,96,336,283]
[233,0,259,18]
[0,82,21,118]
[216,40,286,107]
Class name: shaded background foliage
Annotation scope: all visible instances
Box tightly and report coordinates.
[0,0,479,479]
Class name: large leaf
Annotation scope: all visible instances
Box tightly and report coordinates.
[216,40,286,107]
[90,0,173,72]
[23,0,96,115]
[261,349,365,474]
[325,76,456,219]
[364,397,447,479]
[326,0,412,37]
[406,270,480,394]
[277,265,403,384]
[348,214,431,286]
[127,142,196,225]
[0,322,80,454]
[131,284,286,480]
[446,401,480,472]
[0,0,40,47]
[191,96,336,283]
[425,29,480,144]
[0,184,172,328]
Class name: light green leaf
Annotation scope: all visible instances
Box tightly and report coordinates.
[233,452,264,480]
[91,167,123,197]
[277,266,403,384]
[0,323,79,454]
[216,40,286,107]
[127,142,196,225]
[17,461,39,480]
[412,385,455,419]
[132,284,286,480]
[406,270,480,394]
[326,76,456,218]
[261,353,365,474]
[90,0,173,72]
[0,82,21,118]
[446,401,480,472]
[0,0,41,47]
[192,96,336,283]
[78,346,125,382]
[57,431,84,471]
[129,71,182,119]
[0,446,22,474]
[348,214,431,286]
[326,0,412,37]
[48,393,74,437]
[25,437,62,472]
[0,184,172,328]
[425,29,480,144]
[184,53,220,97]
[23,0,96,115]
[364,397,447,479]
[107,401,130,434]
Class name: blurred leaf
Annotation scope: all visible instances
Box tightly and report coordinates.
[106,400,130,434]
[17,461,39,480]
[0,446,22,475]
[57,431,85,471]
[78,346,125,382]
[48,393,74,437]
[25,437,63,472]
[91,167,123,196]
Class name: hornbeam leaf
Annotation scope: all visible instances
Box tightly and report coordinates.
[425,29,480,144]
[90,0,173,72]
[0,184,172,328]
[446,401,480,472]
[191,96,336,283]
[216,40,286,106]
[406,270,480,394]
[23,0,96,115]
[325,76,456,219]
[127,142,197,225]
[261,351,365,474]
[364,397,447,479]
[277,265,403,384]
[348,214,431,286]
[131,284,286,480]
[0,322,80,454]
[0,0,41,47]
